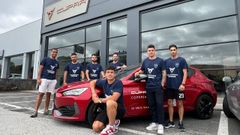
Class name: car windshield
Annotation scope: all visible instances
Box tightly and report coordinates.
[116,65,139,80]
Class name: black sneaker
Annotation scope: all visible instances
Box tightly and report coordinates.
[178,121,185,131]
[165,121,175,128]
[30,112,38,118]
[43,110,49,115]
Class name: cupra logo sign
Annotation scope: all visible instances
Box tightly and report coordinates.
[47,8,55,21]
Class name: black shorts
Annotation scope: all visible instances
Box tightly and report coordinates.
[95,103,125,125]
[166,88,185,100]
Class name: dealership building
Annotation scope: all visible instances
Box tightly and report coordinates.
[0,0,239,90]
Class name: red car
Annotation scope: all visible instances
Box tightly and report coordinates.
[53,66,217,124]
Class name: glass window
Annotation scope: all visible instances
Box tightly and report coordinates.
[141,16,238,51]
[0,59,2,77]
[86,25,101,42]
[109,37,127,55]
[48,29,85,49]
[142,0,236,31]
[28,52,34,79]
[86,41,101,58]
[109,18,127,37]
[8,55,23,79]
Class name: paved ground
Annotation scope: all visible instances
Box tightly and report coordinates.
[0,90,239,135]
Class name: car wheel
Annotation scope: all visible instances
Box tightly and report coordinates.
[223,96,235,118]
[86,103,101,125]
[195,94,214,119]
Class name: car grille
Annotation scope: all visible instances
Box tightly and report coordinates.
[58,106,75,117]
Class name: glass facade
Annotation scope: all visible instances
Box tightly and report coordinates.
[48,24,101,85]
[8,55,23,79]
[141,0,239,91]
[108,18,127,65]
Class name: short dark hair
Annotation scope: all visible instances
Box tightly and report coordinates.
[147,44,155,49]
[91,54,97,57]
[51,48,58,52]
[71,52,77,56]
[105,66,116,72]
[113,52,119,56]
[169,44,178,50]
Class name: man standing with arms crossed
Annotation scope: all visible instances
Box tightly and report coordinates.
[63,53,85,85]
[165,44,188,131]
[135,44,166,135]
[31,48,59,118]
[86,54,105,81]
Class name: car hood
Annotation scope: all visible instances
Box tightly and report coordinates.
[57,81,90,93]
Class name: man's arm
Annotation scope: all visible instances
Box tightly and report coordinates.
[90,80,101,103]
[37,65,43,85]
[63,71,68,85]
[101,71,105,79]
[86,70,90,81]
[134,70,144,77]
[101,92,121,103]
[179,69,187,91]
[81,71,85,81]
[161,70,166,88]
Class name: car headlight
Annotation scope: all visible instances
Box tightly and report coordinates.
[62,88,88,96]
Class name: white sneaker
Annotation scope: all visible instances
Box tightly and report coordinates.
[146,122,158,131]
[157,124,164,135]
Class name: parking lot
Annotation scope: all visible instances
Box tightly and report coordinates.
[0,90,239,135]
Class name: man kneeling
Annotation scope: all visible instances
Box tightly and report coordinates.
[90,66,126,135]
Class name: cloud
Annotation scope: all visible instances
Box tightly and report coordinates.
[0,0,43,34]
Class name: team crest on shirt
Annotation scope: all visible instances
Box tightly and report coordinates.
[92,69,97,73]
[175,63,180,68]
[169,67,175,73]
[154,64,158,68]
[72,69,78,74]
[50,65,55,70]
[147,68,154,74]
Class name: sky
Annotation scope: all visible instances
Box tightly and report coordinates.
[0,0,43,34]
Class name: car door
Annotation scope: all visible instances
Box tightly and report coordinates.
[122,74,150,117]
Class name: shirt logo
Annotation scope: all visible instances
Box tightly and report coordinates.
[169,67,175,73]
[147,68,154,74]
[92,69,97,73]
[72,69,78,74]
[50,65,56,70]
[154,64,158,68]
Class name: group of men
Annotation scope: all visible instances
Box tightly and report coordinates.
[29,43,187,135]
[135,44,188,134]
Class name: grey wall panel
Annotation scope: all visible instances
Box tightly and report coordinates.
[0,20,41,57]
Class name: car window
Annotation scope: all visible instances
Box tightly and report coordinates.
[187,68,195,78]
[116,66,138,80]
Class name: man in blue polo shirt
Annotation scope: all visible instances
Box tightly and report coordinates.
[90,66,125,135]
[135,44,166,135]
[63,53,84,85]
[31,48,59,118]
[165,44,188,130]
[86,54,105,81]
[109,53,127,71]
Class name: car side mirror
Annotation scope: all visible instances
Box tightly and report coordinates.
[134,74,147,82]
[222,76,232,83]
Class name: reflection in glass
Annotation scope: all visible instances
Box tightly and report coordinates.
[9,55,23,78]
[28,52,35,79]
[0,59,2,77]
[48,29,85,49]
[109,36,127,55]
[86,41,101,58]
[109,18,127,37]
[142,0,236,31]
[142,16,238,51]
[86,25,101,42]
[74,44,85,58]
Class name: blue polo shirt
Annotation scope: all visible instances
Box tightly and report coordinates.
[86,63,103,80]
[96,79,124,105]
[140,57,165,89]
[40,57,59,80]
[64,62,83,83]
[165,57,188,90]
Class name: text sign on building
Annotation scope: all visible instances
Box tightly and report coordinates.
[44,0,90,25]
